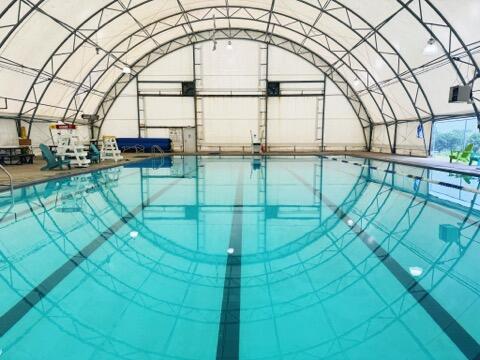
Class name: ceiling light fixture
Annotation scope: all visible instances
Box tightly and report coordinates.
[122,66,132,74]
[423,37,439,56]
[227,40,233,50]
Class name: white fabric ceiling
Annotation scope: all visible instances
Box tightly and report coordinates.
[0,0,478,132]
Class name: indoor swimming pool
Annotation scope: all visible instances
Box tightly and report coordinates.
[0,156,479,359]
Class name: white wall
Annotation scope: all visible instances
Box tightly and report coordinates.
[100,81,139,138]
[0,120,19,146]
[99,41,367,150]
[323,79,366,150]
[202,97,259,144]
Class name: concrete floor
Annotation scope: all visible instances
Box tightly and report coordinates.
[341,151,480,177]
[1,151,479,190]
[0,153,149,189]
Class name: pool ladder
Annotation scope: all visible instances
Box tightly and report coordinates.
[0,164,15,223]
[151,145,165,169]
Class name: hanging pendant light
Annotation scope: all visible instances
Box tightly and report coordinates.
[423,37,439,56]
[226,40,233,50]
[122,66,132,74]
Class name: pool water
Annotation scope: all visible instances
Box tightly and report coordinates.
[0,156,479,359]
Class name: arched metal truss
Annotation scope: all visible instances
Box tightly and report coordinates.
[61,7,405,151]
[1,0,479,152]
[94,29,375,147]
[14,1,433,152]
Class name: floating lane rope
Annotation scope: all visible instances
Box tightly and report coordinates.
[321,156,480,195]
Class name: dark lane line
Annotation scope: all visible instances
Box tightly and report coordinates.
[290,171,480,360]
[216,168,244,360]
[0,177,183,337]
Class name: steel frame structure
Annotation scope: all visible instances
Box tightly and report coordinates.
[54,6,403,149]
[91,29,373,148]
[0,0,478,153]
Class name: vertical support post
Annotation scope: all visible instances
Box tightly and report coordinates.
[368,124,374,151]
[193,45,204,151]
[258,44,269,151]
[193,45,198,152]
[136,77,142,138]
[315,77,327,151]
[16,117,22,138]
[393,123,398,154]
[265,44,270,151]
[321,78,326,151]
[428,119,435,156]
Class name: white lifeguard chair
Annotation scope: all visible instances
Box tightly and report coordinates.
[52,124,91,168]
[101,136,124,162]
[250,131,261,155]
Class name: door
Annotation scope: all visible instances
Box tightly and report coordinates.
[183,127,197,153]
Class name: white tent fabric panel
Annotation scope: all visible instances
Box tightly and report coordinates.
[202,97,259,145]
[199,41,260,92]
[267,97,319,145]
[0,0,478,154]
[143,97,194,128]
[371,126,392,154]
[100,81,139,138]
[395,121,432,157]
[0,120,18,146]
[324,80,365,150]
[416,68,473,116]
[268,46,323,81]
[139,47,193,81]
[434,1,480,45]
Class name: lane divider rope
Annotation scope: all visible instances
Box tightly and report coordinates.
[320,156,480,195]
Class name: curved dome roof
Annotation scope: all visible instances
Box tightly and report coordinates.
[0,0,478,142]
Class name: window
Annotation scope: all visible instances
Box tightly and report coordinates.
[431,117,479,160]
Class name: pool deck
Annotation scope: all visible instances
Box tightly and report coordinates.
[339,151,480,177]
[1,151,479,189]
[0,154,148,189]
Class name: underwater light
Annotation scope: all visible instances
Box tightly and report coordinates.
[409,266,423,277]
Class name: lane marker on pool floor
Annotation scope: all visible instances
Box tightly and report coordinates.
[216,168,244,360]
[291,170,480,360]
[320,156,480,195]
[0,177,185,337]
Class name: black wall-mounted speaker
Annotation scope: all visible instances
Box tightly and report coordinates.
[182,81,196,96]
[267,81,281,96]
[448,85,472,103]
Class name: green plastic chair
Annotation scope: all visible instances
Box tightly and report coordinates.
[39,144,71,171]
[449,143,474,163]
[89,144,101,164]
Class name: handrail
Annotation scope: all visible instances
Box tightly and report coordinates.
[0,164,13,200]
[0,164,15,223]
[151,145,164,156]
[151,145,165,170]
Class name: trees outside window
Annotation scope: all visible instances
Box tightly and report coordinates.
[432,117,479,159]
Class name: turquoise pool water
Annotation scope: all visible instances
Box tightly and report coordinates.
[0,156,479,359]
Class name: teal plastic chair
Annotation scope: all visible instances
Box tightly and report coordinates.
[89,144,101,164]
[39,144,71,171]
[469,152,479,166]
